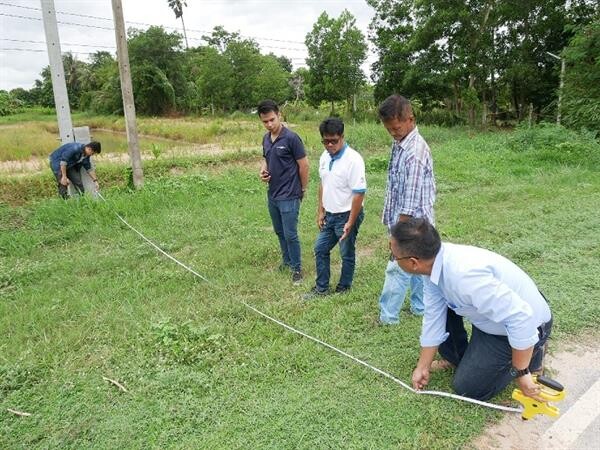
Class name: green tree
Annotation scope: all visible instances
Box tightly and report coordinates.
[254,54,292,105]
[9,87,35,106]
[562,18,600,133]
[195,46,234,113]
[202,26,240,53]
[305,10,367,114]
[270,54,293,73]
[0,90,24,116]
[61,52,89,109]
[127,26,185,115]
[368,0,598,125]
[79,51,121,114]
[223,39,263,109]
[131,63,176,115]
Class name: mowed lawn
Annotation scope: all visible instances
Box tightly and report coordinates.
[1,122,599,448]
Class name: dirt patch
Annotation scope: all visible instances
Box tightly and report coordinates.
[470,335,600,450]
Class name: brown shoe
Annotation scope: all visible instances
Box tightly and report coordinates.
[430,359,455,372]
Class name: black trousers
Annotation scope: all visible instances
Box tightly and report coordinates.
[439,308,552,401]
[53,164,85,199]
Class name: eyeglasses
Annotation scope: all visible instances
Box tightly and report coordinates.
[321,138,340,146]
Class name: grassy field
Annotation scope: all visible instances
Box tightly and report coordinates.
[1,117,599,448]
[0,109,382,162]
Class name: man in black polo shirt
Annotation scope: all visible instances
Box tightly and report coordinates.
[258,100,309,284]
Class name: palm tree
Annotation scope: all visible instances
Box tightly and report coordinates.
[167,0,189,49]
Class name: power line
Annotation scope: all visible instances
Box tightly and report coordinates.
[0,37,115,49]
[0,47,97,56]
[0,12,114,30]
[0,46,307,62]
[0,11,307,53]
[0,1,307,46]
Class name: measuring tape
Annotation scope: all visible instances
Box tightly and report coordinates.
[97,191,531,414]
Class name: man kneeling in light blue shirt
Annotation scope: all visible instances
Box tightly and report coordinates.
[389,218,552,402]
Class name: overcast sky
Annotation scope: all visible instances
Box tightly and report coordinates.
[0,0,376,91]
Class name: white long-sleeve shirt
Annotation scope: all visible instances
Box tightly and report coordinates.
[421,243,552,350]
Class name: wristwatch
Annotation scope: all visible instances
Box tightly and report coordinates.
[510,366,530,378]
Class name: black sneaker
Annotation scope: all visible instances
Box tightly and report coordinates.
[302,286,329,300]
[334,285,350,294]
[292,270,303,284]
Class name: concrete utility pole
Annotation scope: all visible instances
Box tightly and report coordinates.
[547,51,565,125]
[111,0,144,188]
[40,0,73,144]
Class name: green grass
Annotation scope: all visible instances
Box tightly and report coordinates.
[1,123,599,448]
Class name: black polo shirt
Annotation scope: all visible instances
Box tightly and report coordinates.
[262,126,306,201]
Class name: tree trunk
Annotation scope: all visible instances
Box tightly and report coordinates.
[468,74,476,126]
[482,89,487,127]
[180,15,189,49]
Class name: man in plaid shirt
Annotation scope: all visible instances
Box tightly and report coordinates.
[378,95,436,324]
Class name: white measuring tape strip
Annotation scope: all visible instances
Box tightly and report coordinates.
[97,191,521,414]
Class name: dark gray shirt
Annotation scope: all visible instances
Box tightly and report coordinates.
[262,127,306,201]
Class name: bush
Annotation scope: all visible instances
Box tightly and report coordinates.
[507,122,600,166]
[0,91,24,116]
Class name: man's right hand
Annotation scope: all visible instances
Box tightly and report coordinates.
[259,168,271,183]
[60,176,69,186]
[316,211,325,230]
[412,366,430,391]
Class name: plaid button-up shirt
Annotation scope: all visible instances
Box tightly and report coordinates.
[382,127,436,227]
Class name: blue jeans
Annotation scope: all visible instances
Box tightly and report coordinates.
[314,209,364,292]
[268,197,302,272]
[378,259,424,324]
[440,309,553,401]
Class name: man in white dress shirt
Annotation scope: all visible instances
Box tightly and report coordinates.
[389,218,552,401]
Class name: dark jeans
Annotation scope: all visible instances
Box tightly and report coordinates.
[439,308,552,401]
[51,164,85,199]
[267,197,302,272]
[314,209,364,292]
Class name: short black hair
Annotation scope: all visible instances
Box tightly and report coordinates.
[390,218,441,259]
[87,141,101,154]
[378,94,413,122]
[319,117,344,136]
[257,99,279,116]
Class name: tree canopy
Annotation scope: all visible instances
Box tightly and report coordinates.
[305,10,367,114]
[367,0,599,125]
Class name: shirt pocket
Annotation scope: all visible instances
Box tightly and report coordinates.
[275,145,290,159]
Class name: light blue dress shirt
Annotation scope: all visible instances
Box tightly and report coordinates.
[421,243,552,350]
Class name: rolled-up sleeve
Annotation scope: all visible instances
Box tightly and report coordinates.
[59,146,80,167]
[420,278,449,347]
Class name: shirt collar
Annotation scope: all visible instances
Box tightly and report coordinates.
[395,126,419,151]
[329,143,348,161]
[269,125,288,143]
[429,242,445,285]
